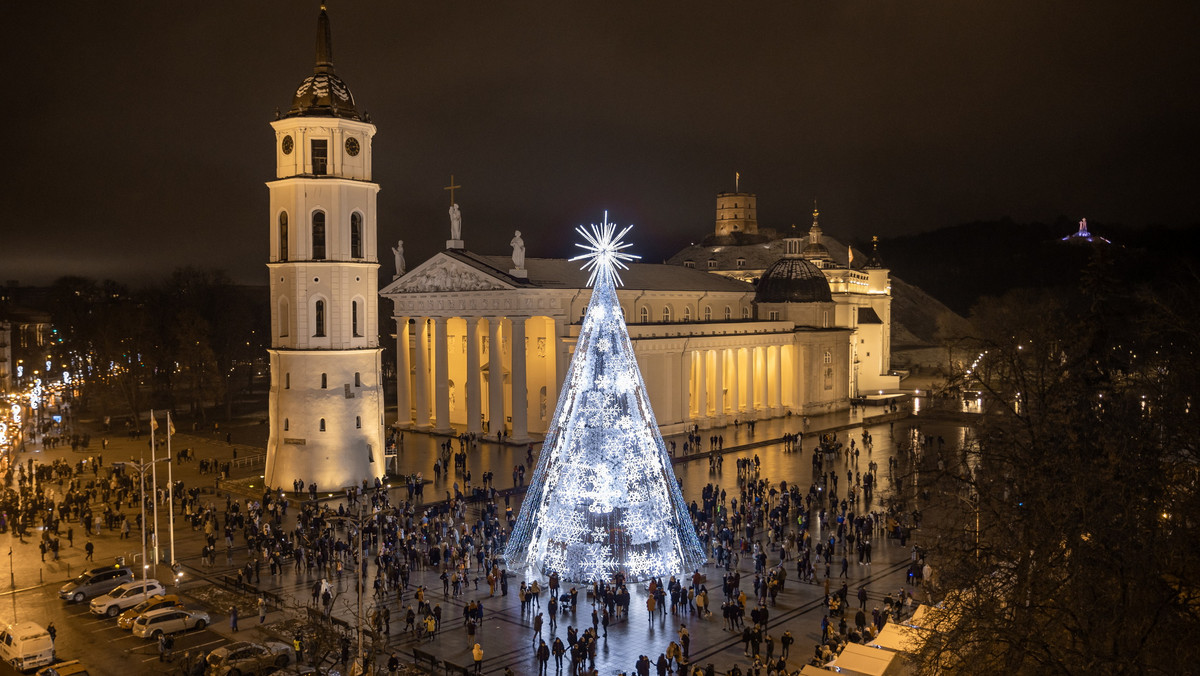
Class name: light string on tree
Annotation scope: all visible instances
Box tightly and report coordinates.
[504,213,706,582]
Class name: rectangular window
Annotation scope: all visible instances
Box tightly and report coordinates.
[768,311,780,320]
[311,140,328,175]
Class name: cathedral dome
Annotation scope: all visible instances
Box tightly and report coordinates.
[284,7,361,121]
[754,257,832,304]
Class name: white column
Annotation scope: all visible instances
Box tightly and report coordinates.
[510,317,529,442]
[712,348,725,425]
[696,349,708,426]
[395,316,412,427]
[553,318,568,407]
[771,346,783,414]
[681,351,693,425]
[488,317,504,436]
[414,317,430,428]
[465,317,482,434]
[747,346,757,417]
[729,347,740,418]
[433,316,451,433]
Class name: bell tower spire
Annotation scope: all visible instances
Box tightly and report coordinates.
[315,4,334,73]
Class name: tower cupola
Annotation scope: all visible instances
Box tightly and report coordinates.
[284,5,361,120]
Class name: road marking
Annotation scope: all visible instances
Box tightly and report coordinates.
[186,638,226,650]
[109,634,141,643]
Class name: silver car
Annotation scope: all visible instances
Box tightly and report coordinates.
[89,579,165,617]
[131,607,210,639]
[58,565,133,603]
[205,641,294,675]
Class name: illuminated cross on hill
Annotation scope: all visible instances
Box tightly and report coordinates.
[444,175,462,206]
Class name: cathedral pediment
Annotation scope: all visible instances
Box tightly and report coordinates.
[384,254,513,294]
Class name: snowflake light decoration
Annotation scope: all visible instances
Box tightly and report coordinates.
[504,213,706,583]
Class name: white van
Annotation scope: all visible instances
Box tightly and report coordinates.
[0,621,55,672]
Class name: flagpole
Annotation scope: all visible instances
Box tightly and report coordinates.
[167,412,175,567]
[151,411,159,568]
[141,411,150,583]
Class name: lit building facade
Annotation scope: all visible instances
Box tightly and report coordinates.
[670,203,899,394]
[381,248,852,440]
[264,7,385,490]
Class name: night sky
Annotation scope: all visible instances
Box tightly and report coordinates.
[6,0,1198,286]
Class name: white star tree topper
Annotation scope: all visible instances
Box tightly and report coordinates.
[569,211,641,288]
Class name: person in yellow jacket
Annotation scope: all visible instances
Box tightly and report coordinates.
[472,643,484,674]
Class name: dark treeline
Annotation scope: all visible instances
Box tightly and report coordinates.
[47,268,268,428]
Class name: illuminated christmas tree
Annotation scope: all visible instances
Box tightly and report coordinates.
[504,214,706,582]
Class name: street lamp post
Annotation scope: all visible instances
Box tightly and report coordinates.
[326,501,398,676]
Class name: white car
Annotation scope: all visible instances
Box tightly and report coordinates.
[89,579,166,617]
[131,607,209,639]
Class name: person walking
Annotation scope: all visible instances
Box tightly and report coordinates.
[536,640,551,675]
[258,596,267,624]
[84,539,94,561]
[552,637,566,673]
[229,605,238,633]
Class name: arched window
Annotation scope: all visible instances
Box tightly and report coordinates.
[354,372,361,387]
[704,305,712,321]
[350,212,363,258]
[285,373,290,389]
[319,418,326,432]
[279,212,289,261]
[320,373,328,389]
[284,418,289,431]
[639,306,649,324]
[355,416,362,429]
[314,299,326,337]
[725,306,732,320]
[312,211,326,260]
[742,307,751,319]
[352,300,361,337]
[279,298,289,337]
[662,306,672,323]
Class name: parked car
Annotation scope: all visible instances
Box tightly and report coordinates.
[205,641,294,675]
[58,565,133,603]
[90,579,166,617]
[0,621,55,672]
[117,594,183,629]
[131,607,210,639]
[36,660,91,676]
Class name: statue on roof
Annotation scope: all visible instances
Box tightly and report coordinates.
[449,203,462,241]
[392,240,405,278]
[511,230,526,270]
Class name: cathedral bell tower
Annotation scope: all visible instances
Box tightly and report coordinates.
[265,5,384,491]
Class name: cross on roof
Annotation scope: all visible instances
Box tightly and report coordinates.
[444,175,462,206]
